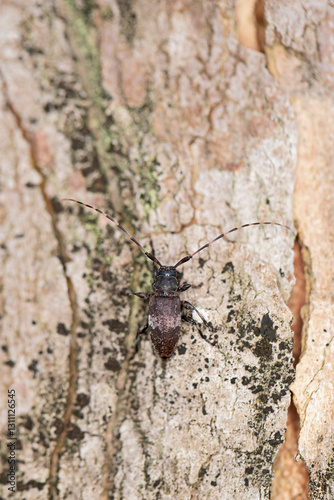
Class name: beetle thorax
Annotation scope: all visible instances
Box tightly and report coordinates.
[153,266,178,292]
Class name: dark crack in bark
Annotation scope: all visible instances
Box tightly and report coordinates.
[271,238,309,499]
[0,72,79,500]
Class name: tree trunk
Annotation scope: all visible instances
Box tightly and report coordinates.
[1,1,319,499]
[264,1,334,499]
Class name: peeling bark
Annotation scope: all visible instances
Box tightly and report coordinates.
[0,1,296,499]
[265,1,334,498]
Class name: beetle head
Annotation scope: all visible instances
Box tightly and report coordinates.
[153,266,178,291]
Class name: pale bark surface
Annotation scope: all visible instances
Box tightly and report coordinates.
[0,1,296,499]
[265,1,334,499]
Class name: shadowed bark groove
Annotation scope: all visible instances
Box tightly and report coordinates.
[265,1,334,497]
[0,71,80,499]
[271,239,309,499]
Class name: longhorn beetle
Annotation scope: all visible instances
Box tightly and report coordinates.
[64,198,292,358]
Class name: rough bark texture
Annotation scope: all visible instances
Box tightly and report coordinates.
[265,1,334,499]
[0,1,297,499]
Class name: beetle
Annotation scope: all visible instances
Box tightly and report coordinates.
[64,198,292,358]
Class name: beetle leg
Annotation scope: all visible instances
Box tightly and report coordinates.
[136,323,148,338]
[178,282,204,293]
[177,283,192,293]
[128,292,151,300]
[181,314,215,347]
[133,324,149,353]
[182,300,213,329]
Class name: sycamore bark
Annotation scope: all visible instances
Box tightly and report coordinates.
[0,2,305,499]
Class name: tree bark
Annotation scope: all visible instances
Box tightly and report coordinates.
[0,1,300,499]
[264,1,334,499]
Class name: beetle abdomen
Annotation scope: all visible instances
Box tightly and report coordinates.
[148,295,181,358]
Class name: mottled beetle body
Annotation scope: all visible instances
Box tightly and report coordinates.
[64,199,292,358]
[149,294,181,357]
[148,267,182,357]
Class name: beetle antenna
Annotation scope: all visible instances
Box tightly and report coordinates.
[63,199,162,267]
[174,221,293,268]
